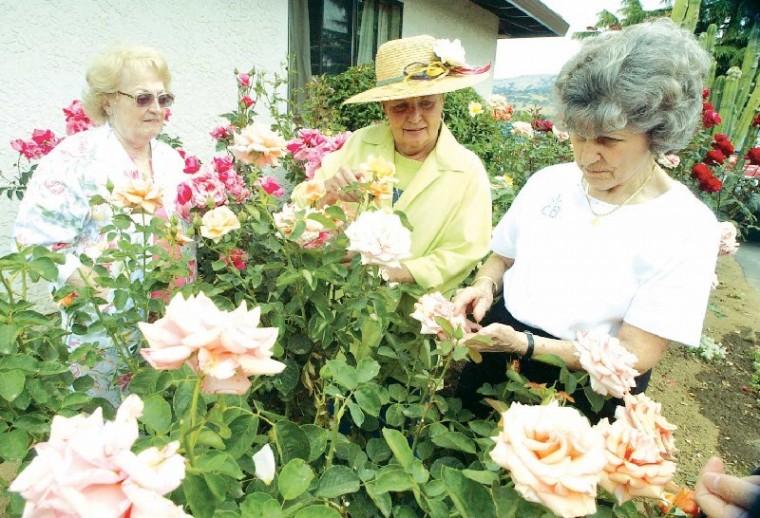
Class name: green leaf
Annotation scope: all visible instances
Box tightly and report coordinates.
[13,309,52,327]
[302,424,328,462]
[273,420,310,463]
[366,438,392,463]
[441,466,496,518]
[0,324,21,354]
[183,473,218,518]
[381,428,413,469]
[356,357,381,383]
[0,429,30,461]
[583,385,607,412]
[225,415,260,460]
[0,370,25,402]
[306,212,337,230]
[374,467,414,494]
[364,481,393,517]
[139,394,172,434]
[240,493,282,518]
[293,506,342,518]
[347,401,365,427]
[112,289,129,310]
[197,428,225,449]
[533,353,567,368]
[29,257,58,282]
[354,385,381,416]
[196,450,245,479]
[322,360,357,390]
[278,458,314,500]
[289,219,307,240]
[461,469,499,485]
[315,465,361,498]
[428,423,476,454]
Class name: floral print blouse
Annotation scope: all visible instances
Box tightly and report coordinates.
[14,124,187,288]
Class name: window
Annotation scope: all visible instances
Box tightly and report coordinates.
[289,0,402,106]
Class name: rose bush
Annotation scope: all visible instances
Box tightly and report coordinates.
[1,65,724,518]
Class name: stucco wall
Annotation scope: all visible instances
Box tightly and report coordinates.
[401,0,498,96]
[0,0,288,307]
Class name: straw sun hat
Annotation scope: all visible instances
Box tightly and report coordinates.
[343,35,491,104]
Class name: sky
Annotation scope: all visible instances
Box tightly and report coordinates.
[494,0,669,78]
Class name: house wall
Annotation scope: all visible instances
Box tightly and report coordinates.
[0,0,288,306]
[401,0,498,96]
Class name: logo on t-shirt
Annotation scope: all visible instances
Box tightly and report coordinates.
[541,195,562,219]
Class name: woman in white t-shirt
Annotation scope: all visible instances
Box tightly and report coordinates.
[452,19,720,421]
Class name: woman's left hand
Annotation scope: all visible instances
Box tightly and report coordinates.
[465,323,523,354]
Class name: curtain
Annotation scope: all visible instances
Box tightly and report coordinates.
[357,0,377,65]
[377,2,391,48]
[288,0,312,114]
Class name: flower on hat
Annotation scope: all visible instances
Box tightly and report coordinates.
[433,38,466,67]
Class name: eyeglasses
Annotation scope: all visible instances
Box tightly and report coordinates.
[117,91,175,108]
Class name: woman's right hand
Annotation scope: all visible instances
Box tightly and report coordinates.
[453,278,494,325]
[695,456,760,518]
[324,166,364,202]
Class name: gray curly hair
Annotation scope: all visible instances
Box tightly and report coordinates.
[553,18,712,154]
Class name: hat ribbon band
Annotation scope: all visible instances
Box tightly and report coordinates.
[375,61,491,87]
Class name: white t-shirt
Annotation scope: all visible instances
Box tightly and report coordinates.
[491,162,719,347]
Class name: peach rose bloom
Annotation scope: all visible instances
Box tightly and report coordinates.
[9,395,187,517]
[200,205,241,242]
[490,401,607,518]
[615,393,677,460]
[228,121,287,168]
[291,179,327,208]
[112,178,164,214]
[138,292,285,395]
[410,292,468,335]
[573,331,639,398]
[344,210,412,269]
[595,417,677,504]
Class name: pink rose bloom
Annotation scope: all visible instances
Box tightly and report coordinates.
[9,395,187,517]
[595,418,677,504]
[240,95,255,108]
[210,125,232,140]
[11,138,42,160]
[228,122,287,169]
[163,107,172,122]
[187,167,228,208]
[344,210,412,269]
[615,393,677,460]
[410,292,468,335]
[183,155,201,174]
[212,155,234,174]
[490,401,607,518]
[138,292,285,395]
[259,176,285,197]
[273,202,335,249]
[63,100,95,135]
[237,72,251,87]
[573,331,639,398]
[31,129,61,154]
[717,221,739,256]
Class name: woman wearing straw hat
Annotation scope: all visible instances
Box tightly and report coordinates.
[315,35,492,293]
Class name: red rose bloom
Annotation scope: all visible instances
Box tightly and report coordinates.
[702,88,710,100]
[753,113,760,127]
[746,147,760,165]
[240,95,255,108]
[531,119,554,132]
[702,109,721,128]
[704,149,726,166]
[711,134,735,156]
[183,156,201,174]
[691,163,713,181]
[699,176,723,193]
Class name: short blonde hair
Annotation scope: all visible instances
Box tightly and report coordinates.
[82,45,172,124]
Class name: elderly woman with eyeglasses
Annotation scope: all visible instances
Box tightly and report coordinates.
[14,45,190,406]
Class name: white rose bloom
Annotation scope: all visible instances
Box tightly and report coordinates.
[344,210,412,269]
[433,39,466,67]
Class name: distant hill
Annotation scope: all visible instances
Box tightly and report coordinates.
[492,74,556,115]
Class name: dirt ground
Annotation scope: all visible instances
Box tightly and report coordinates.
[648,255,760,486]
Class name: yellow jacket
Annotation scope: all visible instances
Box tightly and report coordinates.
[316,122,492,292]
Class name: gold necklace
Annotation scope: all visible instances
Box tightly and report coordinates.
[584,168,655,225]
